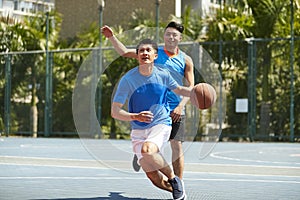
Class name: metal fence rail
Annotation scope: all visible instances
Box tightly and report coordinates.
[0,38,299,142]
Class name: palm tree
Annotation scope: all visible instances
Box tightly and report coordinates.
[247,0,287,102]
[247,0,289,136]
[0,11,60,137]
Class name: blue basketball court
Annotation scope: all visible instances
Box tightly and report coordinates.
[0,137,299,200]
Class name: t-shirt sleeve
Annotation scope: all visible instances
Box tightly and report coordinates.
[112,77,129,104]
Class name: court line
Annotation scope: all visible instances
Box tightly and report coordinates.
[1,166,300,180]
[210,150,300,165]
[0,176,299,184]
[0,155,130,171]
[186,171,300,178]
[0,155,96,162]
[2,155,300,168]
[187,162,300,169]
[1,162,300,179]
[1,155,300,170]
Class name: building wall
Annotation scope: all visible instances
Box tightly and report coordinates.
[0,0,54,20]
[56,0,175,40]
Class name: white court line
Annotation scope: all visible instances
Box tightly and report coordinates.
[0,155,94,162]
[0,162,109,170]
[210,150,300,165]
[188,162,300,169]
[185,171,300,179]
[0,176,299,184]
[1,160,299,178]
[1,155,300,171]
[1,162,300,179]
[1,155,300,179]
[0,155,131,171]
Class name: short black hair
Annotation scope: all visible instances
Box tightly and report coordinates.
[136,39,158,54]
[165,21,184,33]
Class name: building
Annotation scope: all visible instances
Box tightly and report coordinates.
[55,0,177,40]
[55,0,223,40]
[0,0,54,20]
[0,0,222,40]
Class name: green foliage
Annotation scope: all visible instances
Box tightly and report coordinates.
[127,8,156,29]
[205,5,253,41]
[0,11,62,135]
[178,5,204,41]
[102,56,138,138]
[247,0,288,38]
[206,0,300,140]
[1,1,299,140]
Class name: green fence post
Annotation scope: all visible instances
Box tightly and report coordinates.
[218,0,223,139]
[155,0,161,44]
[247,39,252,141]
[247,39,257,141]
[4,54,11,137]
[289,0,295,142]
[97,2,104,138]
[44,11,50,137]
[92,50,98,138]
[49,52,53,135]
[193,42,200,137]
[96,48,102,139]
[253,41,257,139]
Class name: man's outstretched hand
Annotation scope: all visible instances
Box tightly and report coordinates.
[101,25,114,38]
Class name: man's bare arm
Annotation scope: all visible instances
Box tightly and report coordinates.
[101,25,137,59]
[170,54,195,122]
[111,102,153,123]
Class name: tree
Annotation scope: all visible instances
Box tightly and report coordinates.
[179,5,204,41]
[247,0,287,102]
[204,0,300,140]
[0,11,61,136]
[204,4,254,139]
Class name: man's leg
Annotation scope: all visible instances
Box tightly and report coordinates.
[140,141,185,199]
[170,140,184,179]
[169,116,185,180]
[141,141,173,176]
[139,157,172,192]
[132,124,185,199]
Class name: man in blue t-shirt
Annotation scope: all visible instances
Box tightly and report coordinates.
[112,39,191,200]
[102,22,194,181]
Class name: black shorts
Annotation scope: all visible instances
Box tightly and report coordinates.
[169,115,185,142]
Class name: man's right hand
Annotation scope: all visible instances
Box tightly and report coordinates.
[132,111,154,123]
[101,25,114,38]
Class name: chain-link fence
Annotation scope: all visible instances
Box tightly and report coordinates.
[1,37,299,142]
[201,37,299,142]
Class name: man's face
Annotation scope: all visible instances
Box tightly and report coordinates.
[163,27,182,47]
[137,44,157,65]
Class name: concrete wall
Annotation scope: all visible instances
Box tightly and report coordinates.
[56,0,175,39]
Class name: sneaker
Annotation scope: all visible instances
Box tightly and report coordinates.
[168,176,185,200]
[132,154,141,172]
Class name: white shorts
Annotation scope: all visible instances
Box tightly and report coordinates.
[131,124,171,161]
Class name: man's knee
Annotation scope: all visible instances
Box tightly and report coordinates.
[141,142,158,156]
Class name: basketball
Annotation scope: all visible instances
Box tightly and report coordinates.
[190,83,217,109]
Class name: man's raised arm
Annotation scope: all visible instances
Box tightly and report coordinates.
[101,25,137,59]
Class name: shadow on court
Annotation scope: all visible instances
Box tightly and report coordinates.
[34,192,171,200]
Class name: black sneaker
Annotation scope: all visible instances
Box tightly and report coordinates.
[168,176,185,200]
[132,154,141,172]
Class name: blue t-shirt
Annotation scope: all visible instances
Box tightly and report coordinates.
[113,66,179,130]
[155,46,186,111]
